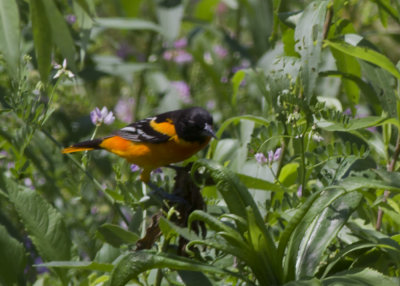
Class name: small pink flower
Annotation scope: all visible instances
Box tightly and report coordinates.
[297,185,303,198]
[90,107,115,126]
[130,164,140,172]
[255,153,267,164]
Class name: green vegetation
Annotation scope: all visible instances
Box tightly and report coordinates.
[1,0,400,285]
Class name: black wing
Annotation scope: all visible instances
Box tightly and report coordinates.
[114,117,171,143]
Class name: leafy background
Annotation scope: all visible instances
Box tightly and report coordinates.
[2,0,400,285]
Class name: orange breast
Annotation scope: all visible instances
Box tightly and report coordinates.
[99,136,210,170]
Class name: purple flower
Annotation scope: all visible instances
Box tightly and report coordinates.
[273,148,282,161]
[170,81,192,104]
[255,153,267,164]
[213,45,228,58]
[297,185,303,198]
[90,107,115,126]
[65,14,77,24]
[130,164,140,172]
[114,98,135,123]
[268,150,274,163]
[174,38,188,49]
[220,76,228,83]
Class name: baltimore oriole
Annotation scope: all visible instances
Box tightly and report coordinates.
[62,107,216,182]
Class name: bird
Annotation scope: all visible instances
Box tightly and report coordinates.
[62,107,216,182]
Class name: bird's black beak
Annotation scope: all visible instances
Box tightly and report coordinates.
[202,123,217,138]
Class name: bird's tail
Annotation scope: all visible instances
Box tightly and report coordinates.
[62,138,103,154]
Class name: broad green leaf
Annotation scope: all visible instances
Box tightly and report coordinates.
[38,261,113,272]
[360,61,397,117]
[244,0,273,56]
[108,250,238,286]
[337,176,400,192]
[246,207,281,285]
[0,0,20,79]
[322,268,398,286]
[325,40,400,80]
[0,225,26,286]
[178,270,213,286]
[42,0,76,72]
[192,160,280,282]
[97,223,139,247]
[31,0,52,81]
[296,191,362,279]
[7,181,71,281]
[295,0,329,102]
[95,17,162,33]
[282,189,346,282]
[330,45,360,109]
[237,173,289,192]
[156,4,183,42]
[278,163,299,187]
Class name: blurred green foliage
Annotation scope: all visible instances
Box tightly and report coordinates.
[2,0,400,285]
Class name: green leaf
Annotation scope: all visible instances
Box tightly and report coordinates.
[108,250,236,286]
[278,163,300,187]
[243,0,274,56]
[7,180,71,281]
[95,17,162,33]
[237,173,289,192]
[337,176,400,192]
[192,160,280,283]
[325,40,400,80]
[295,0,329,102]
[156,4,184,41]
[317,116,399,132]
[31,0,52,81]
[159,217,202,241]
[246,207,281,285]
[194,0,219,21]
[0,225,26,286]
[0,0,20,79]
[38,260,113,272]
[330,44,361,109]
[97,224,139,247]
[322,268,398,286]
[296,191,362,279]
[360,61,398,117]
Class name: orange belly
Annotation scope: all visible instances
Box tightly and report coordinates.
[99,135,210,170]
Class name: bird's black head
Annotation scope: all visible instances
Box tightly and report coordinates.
[173,107,216,143]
